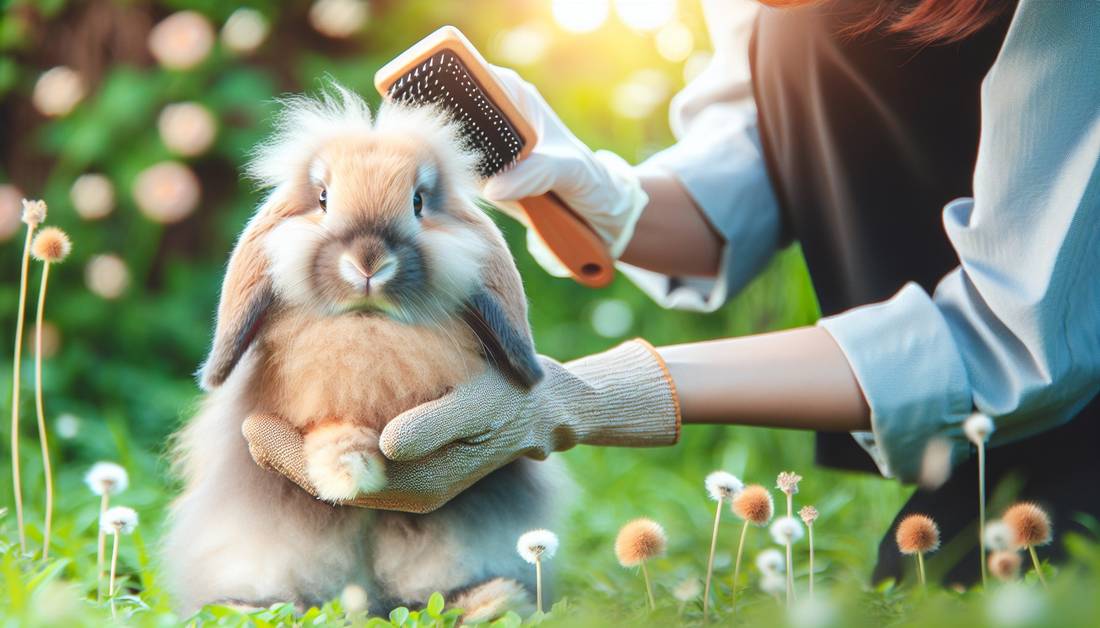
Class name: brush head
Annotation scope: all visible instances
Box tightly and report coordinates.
[375,26,535,179]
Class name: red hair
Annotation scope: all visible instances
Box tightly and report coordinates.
[757,0,1009,45]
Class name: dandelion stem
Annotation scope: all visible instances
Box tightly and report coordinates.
[535,556,543,614]
[703,500,722,618]
[977,442,987,588]
[916,551,926,588]
[785,541,793,606]
[109,529,120,617]
[731,519,749,613]
[33,263,54,560]
[807,522,815,597]
[641,561,656,611]
[1027,545,1047,588]
[9,224,35,554]
[97,492,109,601]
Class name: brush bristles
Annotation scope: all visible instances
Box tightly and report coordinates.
[1003,502,1052,547]
[732,484,774,526]
[896,514,940,555]
[988,551,1022,582]
[615,518,667,567]
[30,227,72,263]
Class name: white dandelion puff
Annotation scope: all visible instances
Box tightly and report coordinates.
[964,413,995,445]
[984,520,1013,552]
[516,529,559,564]
[755,548,785,575]
[770,516,804,545]
[84,462,129,496]
[705,471,744,502]
[100,506,138,535]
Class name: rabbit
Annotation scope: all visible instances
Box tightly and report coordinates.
[162,85,565,618]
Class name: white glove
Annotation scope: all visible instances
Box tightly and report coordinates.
[485,67,649,276]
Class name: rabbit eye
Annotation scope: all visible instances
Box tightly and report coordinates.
[319,188,327,212]
[412,191,424,218]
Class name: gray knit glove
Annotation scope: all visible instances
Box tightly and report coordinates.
[243,339,680,513]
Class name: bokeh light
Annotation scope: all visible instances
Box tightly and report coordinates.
[552,0,610,34]
[591,298,635,337]
[0,184,23,242]
[611,69,671,119]
[85,254,130,300]
[158,102,217,157]
[55,413,81,440]
[221,8,269,55]
[132,161,200,224]
[32,66,84,118]
[310,0,370,39]
[614,0,677,32]
[656,20,694,62]
[493,25,552,66]
[148,11,214,70]
[683,50,712,84]
[70,174,115,220]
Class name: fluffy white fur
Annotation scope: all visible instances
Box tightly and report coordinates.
[165,84,565,617]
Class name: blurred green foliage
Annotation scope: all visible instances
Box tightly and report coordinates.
[4,1,1092,626]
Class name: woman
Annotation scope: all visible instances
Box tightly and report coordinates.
[250,0,1100,584]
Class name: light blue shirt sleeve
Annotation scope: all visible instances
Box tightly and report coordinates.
[618,0,782,312]
[819,0,1100,482]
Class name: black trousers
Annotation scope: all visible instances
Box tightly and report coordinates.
[868,396,1100,586]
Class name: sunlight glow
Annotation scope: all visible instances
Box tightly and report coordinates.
[614,0,676,32]
[551,0,610,34]
[655,20,693,62]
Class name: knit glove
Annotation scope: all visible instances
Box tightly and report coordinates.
[242,339,681,513]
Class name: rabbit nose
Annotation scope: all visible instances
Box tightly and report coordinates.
[339,252,397,294]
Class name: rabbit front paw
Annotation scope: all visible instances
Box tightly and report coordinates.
[303,423,386,501]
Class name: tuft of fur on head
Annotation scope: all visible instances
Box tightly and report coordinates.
[249,81,488,324]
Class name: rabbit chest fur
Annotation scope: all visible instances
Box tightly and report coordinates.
[254,309,484,429]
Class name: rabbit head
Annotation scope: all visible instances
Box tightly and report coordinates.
[198,84,542,391]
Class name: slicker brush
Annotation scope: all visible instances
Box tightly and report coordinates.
[375,26,614,287]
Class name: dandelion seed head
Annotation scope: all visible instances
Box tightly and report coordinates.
[516,529,559,564]
[988,550,1022,582]
[770,516,804,545]
[84,462,129,496]
[760,571,785,596]
[672,577,702,602]
[984,520,1013,552]
[340,583,369,614]
[732,484,774,525]
[776,471,802,496]
[21,198,47,226]
[799,505,819,526]
[964,413,995,445]
[1003,502,1052,547]
[755,548,784,575]
[614,518,666,567]
[100,506,138,535]
[31,227,72,263]
[896,514,940,555]
[705,470,743,502]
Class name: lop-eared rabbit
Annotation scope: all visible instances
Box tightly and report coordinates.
[163,85,563,618]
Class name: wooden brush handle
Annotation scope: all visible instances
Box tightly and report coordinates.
[517,192,615,288]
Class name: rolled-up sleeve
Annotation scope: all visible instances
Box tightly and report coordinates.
[619,0,781,312]
[819,0,1100,481]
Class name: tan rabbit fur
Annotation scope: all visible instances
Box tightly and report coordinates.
[163,85,563,615]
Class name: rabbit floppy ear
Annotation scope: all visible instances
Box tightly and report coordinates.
[463,219,544,389]
[198,187,296,390]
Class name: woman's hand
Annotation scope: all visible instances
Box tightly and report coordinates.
[485,67,649,271]
[243,340,680,513]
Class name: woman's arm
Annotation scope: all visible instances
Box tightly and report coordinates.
[660,326,871,431]
[619,171,724,277]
